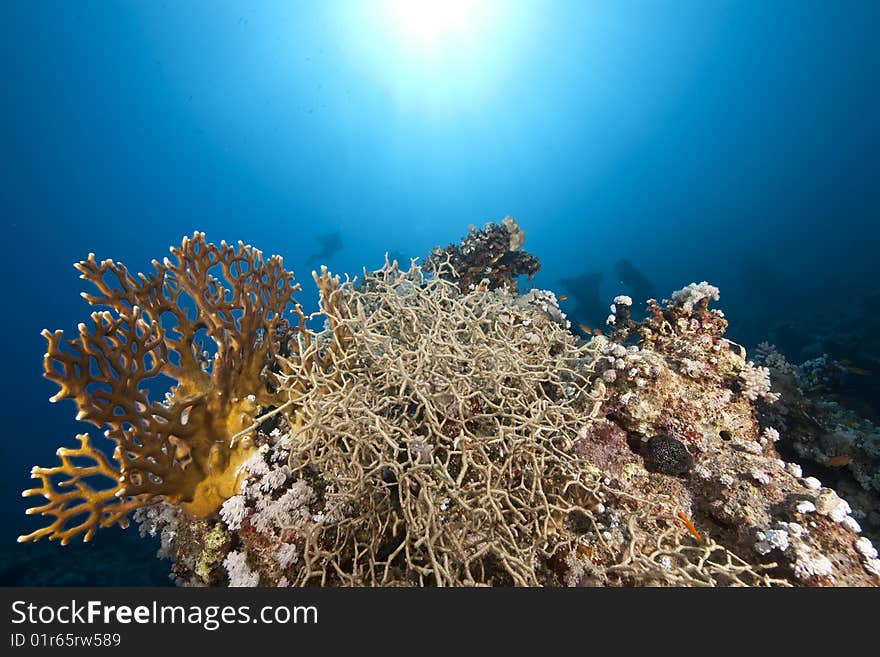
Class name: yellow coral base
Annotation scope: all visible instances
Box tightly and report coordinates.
[180,444,256,518]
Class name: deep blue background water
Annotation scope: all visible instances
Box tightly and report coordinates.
[3,1,878,584]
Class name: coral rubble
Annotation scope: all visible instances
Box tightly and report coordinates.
[20,219,879,586]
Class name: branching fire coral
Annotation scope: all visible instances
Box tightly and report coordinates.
[20,233,301,544]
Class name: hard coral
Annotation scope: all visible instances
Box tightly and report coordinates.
[273,260,602,586]
[20,233,301,544]
[755,342,880,545]
[423,216,539,293]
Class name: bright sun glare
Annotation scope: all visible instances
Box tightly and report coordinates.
[381,0,491,52]
[337,0,528,114]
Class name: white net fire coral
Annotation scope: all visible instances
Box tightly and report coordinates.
[22,222,880,587]
[247,260,608,586]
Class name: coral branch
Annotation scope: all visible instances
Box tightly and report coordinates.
[22,233,302,543]
[19,434,145,545]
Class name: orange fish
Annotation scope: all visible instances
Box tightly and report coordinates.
[557,294,568,302]
[826,455,852,467]
[578,323,593,335]
[677,512,706,544]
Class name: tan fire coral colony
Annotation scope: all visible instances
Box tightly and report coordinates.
[19,221,880,587]
[21,233,306,543]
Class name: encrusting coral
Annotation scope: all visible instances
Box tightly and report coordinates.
[19,220,880,586]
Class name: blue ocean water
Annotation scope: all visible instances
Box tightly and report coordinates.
[2,1,878,584]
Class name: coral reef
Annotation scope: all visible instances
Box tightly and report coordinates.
[592,285,876,585]
[20,221,880,586]
[423,216,539,293]
[754,343,880,546]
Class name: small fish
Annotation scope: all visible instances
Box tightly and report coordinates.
[594,328,603,336]
[826,454,852,467]
[557,294,568,302]
[677,512,706,544]
[578,323,593,335]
